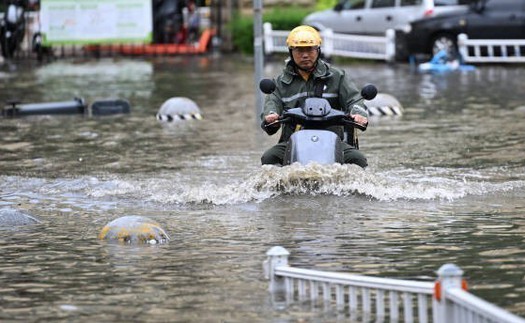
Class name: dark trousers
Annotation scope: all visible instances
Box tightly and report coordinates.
[261,141,368,168]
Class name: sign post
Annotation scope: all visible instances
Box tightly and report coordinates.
[253,0,264,117]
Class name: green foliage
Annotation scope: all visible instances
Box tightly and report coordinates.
[229,14,255,55]
[316,0,337,10]
[228,6,313,55]
[263,6,313,31]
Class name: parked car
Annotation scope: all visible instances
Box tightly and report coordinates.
[302,0,469,36]
[403,0,525,57]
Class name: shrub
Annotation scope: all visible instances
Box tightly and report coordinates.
[316,0,337,10]
[229,6,313,55]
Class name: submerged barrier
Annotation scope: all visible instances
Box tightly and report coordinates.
[98,216,170,245]
[1,98,130,117]
[156,97,202,122]
[263,246,525,323]
[2,98,87,117]
[365,93,404,117]
[0,208,41,226]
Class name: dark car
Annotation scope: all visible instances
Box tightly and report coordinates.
[402,0,525,57]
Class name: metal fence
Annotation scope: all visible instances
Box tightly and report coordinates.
[263,246,525,323]
[263,22,396,62]
[458,33,525,63]
[263,23,525,65]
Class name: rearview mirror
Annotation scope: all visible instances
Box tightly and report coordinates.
[361,84,378,101]
[259,79,276,94]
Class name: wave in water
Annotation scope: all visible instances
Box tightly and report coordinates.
[1,164,524,207]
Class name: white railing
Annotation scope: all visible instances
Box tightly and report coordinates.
[263,246,525,323]
[458,33,525,63]
[263,23,396,62]
[444,288,525,323]
[263,23,289,56]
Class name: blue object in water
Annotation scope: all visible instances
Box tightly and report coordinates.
[418,50,476,73]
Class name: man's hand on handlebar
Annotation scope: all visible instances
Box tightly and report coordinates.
[261,112,281,135]
[264,112,280,126]
[350,114,368,127]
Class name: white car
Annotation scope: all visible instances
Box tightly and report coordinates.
[302,0,468,36]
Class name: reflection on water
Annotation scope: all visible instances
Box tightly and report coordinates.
[1,56,525,321]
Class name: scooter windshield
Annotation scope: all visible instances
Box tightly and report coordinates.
[302,98,332,117]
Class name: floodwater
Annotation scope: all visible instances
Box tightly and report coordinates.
[0,55,524,322]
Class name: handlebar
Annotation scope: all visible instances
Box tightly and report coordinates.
[263,116,290,128]
[342,117,367,131]
[264,115,366,131]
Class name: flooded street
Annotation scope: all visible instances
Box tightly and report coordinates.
[1,55,525,321]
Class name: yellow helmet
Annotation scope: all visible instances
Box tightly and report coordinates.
[286,25,322,48]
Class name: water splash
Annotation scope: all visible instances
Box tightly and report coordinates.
[83,164,525,205]
[249,164,525,202]
[1,165,524,207]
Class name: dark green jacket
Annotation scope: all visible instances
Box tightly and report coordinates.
[261,58,368,143]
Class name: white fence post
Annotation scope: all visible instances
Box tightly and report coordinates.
[321,28,334,59]
[458,33,468,63]
[434,263,464,323]
[263,246,290,292]
[385,29,396,63]
[263,22,274,55]
[262,248,525,321]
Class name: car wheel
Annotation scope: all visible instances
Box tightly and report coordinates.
[431,34,456,56]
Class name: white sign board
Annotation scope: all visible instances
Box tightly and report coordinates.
[41,0,152,45]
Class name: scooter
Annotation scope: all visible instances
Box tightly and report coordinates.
[0,0,26,59]
[259,79,377,165]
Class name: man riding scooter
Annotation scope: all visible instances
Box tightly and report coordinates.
[260,25,369,168]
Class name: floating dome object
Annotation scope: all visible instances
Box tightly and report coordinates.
[365,93,404,116]
[156,97,202,122]
[0,208,41,227]
[98,216,170,244]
